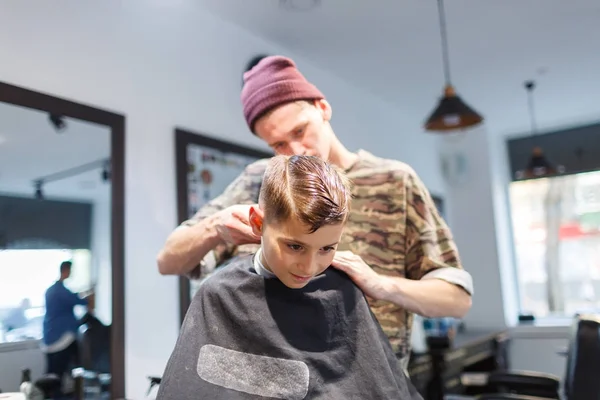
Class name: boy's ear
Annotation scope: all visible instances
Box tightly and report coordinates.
[249,206,264,236]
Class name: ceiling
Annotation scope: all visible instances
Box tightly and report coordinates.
[198,0,600,138]
[0,101,111,203]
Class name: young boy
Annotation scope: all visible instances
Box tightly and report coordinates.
[157,155,423,400]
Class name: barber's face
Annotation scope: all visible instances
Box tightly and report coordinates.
[254,100,333,161]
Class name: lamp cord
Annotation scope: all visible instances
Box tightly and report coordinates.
[524,80,539,156]
[437,0,452,85]
[525,80,538,135]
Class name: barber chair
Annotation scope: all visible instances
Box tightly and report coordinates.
[78,312,110,373]
[484,370,560,398]
[72,313,112,399]
[477,395,557,400]
[471,314,600,399]
[563,314,600,399]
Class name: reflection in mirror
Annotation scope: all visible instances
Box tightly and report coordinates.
[0,101,112,398]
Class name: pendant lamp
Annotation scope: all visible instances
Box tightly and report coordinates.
[515,80,564,180]
[424,0,484,132]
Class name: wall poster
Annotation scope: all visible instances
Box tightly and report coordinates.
[175,128,272,321]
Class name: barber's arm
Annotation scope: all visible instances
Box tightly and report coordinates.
[332,171,473,319]
[157,160,267,276]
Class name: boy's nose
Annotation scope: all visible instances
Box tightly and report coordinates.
[297,256,318,276]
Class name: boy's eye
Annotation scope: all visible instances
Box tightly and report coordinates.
[322,246,334,253]
[287,244,303,251]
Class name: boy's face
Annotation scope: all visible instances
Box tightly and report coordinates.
[249,206,344,289]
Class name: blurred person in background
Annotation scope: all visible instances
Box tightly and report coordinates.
[42,260,94,393]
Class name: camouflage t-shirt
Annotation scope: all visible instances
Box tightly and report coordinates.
[181,150,467,368]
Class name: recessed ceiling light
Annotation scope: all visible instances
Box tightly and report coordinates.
[279,0,321,12]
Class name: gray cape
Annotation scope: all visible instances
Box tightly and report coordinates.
[157,255,423,400]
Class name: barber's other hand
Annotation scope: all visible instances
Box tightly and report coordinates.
[331,251,386,301]
[215,205,261,246]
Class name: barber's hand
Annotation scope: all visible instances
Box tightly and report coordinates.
[331,251,386,301]
[215,205,261,246]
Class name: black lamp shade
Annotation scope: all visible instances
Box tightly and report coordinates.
[425,85,484,132]
[516,147,565,180]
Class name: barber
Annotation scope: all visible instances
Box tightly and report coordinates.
[157,55,473,370]
[42,261,94,391]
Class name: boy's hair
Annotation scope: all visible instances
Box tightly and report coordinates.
[260,155,352,233]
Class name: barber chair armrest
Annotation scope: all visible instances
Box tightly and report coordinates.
[71,368,111,400]
[487,370,560,398]
[477,395,558,400]
[443,394,557,400]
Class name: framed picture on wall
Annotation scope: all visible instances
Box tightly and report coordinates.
[175,128,272,322]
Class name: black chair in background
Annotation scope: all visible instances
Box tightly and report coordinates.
[72,312,112,399]
[78,312,111,373]
[563,314,600,399]
[477,314,600,399]
[485,371,560,398]
[476,395,558,400]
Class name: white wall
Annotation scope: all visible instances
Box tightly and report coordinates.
[0,2,445,397]
[438,127,509,330]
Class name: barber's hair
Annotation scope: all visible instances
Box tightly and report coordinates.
[260,155,352,233]
[60,260,72,274]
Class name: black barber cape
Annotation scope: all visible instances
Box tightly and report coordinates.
[157,255,423,400]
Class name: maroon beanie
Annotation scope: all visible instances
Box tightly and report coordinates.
[241,55,325,132]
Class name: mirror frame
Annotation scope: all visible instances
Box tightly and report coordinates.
[0,81,126,398]
[175,128,272,323]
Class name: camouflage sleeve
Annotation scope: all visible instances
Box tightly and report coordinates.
[404,169,466,284]
[180,159,268,279]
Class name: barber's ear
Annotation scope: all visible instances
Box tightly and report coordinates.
[315,99,332,122]
[249,206,264,236]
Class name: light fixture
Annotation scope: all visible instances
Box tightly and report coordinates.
[49,113,67,132]
[424,0,484,132]
[279,0,321,12]
[31,158,111,196]
[34,181,44,200]
[101,160,111,182]
[515,80,565,180]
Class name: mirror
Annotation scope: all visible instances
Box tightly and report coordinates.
[0,82,125,399]
[175,128,272,322]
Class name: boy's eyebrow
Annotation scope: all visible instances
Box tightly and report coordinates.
[281,237,339,248]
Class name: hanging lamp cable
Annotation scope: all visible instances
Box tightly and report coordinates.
[437,0,452,85]
[525,80,538,135]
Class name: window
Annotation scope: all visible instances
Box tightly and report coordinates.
[0,249,92,344]
[509,170,600,317]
